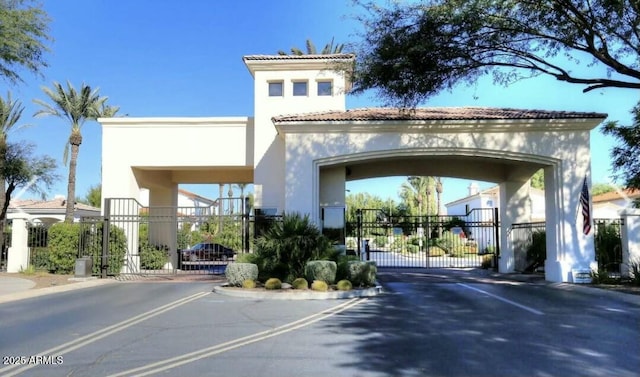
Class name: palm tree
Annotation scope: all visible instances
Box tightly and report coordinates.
[399,176,436,217]
[0,92,26,249]
[234,183,249,213]
[278,38,345,55]
[34,81,119,222]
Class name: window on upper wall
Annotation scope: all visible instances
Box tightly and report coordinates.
[293,81,308,96]
[317,81,332,96]
[268,81,283,97]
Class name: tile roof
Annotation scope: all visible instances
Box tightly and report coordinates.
[272,107,607,123]
[9,198,99,212]
[593,188,640,203]
[243,54,355,61]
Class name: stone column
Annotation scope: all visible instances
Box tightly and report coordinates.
[499,180,532,274]
[620,208,640,278]
[7,216,29,273]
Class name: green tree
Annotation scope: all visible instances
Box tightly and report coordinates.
[591,183,617,196]
[278,38,345,55]
[34,81,119,222]
[604,104,640,203]
[530,169,544,190]
[0,0,51,84]
[399,176,436,217]
[77,183,101,208]
[345,192,391,222]
[352,0,640,106]
[353,0,640,193]
[0,141,59,223]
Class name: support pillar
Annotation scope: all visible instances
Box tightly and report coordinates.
[7,216,29,273]
[620,209,640,277]
[499,181,532,274]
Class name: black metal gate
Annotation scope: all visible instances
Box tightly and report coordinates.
[80,197,250,277]
[347,208,499,269]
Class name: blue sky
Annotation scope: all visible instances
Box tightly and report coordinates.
[5,0,637,206]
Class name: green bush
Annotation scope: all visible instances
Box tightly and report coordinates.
[630,261,640,286]
[406,244,419,254]
[336,255,359,281]
[253,212,335,282]
[30,247,51,271]
[427,246,446,257]
[374,235,387,248]
[264,277,282,290]
[595,222,622,272]
[242,279,257,289]
[348,261,377,287]
[225,263,259,287]
[311,280,328,292]
[336,279,352,291]
[436,231,464,254]
[526,230,546,272]
[139,244,169,270]
[83,224,127,276]
[304,260,337,284]
[48,223,81,274]
[291,277,309,289]
[481,254,493,269]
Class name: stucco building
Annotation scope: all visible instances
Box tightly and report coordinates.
[98,53,634,282]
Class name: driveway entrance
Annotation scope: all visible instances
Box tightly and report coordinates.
[348,208,499,269]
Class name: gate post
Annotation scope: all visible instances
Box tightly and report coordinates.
[356,209,362,258]
[493,207,500,272]
[101,199,111,279]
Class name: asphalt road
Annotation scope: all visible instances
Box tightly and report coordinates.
[0,270,638,377]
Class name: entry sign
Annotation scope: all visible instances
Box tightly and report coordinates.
[572,268,592,284]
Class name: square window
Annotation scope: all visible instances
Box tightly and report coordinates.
[268,82,283,97]
[293,81,308,96]
[317,81,332,96]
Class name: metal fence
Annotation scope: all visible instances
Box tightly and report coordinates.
[510,222,546,272]
[347,208,499,269]
[594,218,624,273]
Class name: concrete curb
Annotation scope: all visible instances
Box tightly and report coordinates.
[549,282,640,306]
[0,278,118,304]
[213,284,383,300]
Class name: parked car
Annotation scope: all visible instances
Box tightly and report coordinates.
[180,242,236,262]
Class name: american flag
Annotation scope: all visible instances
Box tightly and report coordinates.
[580,177,592,235]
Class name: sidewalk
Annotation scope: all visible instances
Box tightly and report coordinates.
[0,275,116,304]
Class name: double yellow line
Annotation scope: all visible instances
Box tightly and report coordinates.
[0,291,210,377]
[107,297,367,377]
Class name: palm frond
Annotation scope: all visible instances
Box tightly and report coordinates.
[0,92,25,136]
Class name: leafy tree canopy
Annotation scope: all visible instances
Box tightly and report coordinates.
[77,183,101,208]
[0,141,59,222]
[0,0,51,84]
[591,182,618,196]
[604,104,640,194]
[352,0,640,106]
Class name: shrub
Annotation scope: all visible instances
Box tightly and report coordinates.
[304,260,337,284]
[595,222,622,272]
[264,277,282,290]
[525,230,546,272]
[139,244,169,270]
[242,279,257,289]
[48,223,81,274]
[253,212,334,282]
[30,247,51,271]
[236,252,259,264]
[336,255,359,281]
[406,244,419,254]
[630,261,640,286]
[336,279,352,291]
[427,246,446,257]
[225,263,259,287]
[348,261,377,287]
[436,231,465,254]
[291,277,309,289]
[311,280,328,292]
[374,235,387,248]
[481,254,493,269]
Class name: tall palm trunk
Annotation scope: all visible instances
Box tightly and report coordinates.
[0,138,6,253]
[65,130,82,223]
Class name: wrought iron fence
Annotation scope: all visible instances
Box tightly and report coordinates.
[510,222,546,273]
[593,218,623,273]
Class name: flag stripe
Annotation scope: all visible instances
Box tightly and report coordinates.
[580,178,591,235]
